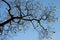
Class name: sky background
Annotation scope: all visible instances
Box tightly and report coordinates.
[0,0,60,40]
[40,0,60,40]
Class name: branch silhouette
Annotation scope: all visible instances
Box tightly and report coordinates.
[0,0,57,40]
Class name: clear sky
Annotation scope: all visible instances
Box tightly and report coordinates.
[0,0,60,40]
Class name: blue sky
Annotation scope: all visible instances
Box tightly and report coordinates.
[0,0,60,40]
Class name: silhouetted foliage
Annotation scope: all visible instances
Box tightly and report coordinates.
[0,0,58,40]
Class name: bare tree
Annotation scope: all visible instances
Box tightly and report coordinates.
[0,0,58,40]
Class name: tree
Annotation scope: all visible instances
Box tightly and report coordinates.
[0,0,58,40]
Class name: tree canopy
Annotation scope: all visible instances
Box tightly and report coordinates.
[0,0,58,40]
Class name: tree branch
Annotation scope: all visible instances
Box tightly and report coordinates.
[2,0,13,17]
